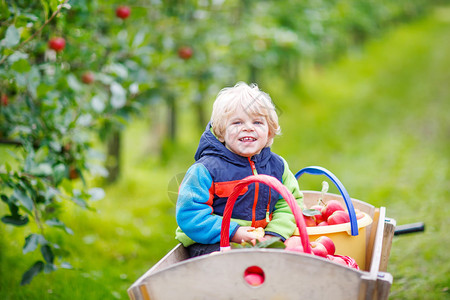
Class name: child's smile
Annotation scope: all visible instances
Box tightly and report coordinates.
[220,108,269,157]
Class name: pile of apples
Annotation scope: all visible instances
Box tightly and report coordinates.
[284,235,351,267]
[303,199,365,227]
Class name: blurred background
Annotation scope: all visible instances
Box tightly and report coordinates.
[0,0,449,299]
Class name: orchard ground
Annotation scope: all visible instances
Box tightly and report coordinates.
[1,6,449,300]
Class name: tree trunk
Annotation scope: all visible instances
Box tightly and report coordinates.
[106,129,121,183]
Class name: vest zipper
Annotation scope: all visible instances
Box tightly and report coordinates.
[248,158,258,226]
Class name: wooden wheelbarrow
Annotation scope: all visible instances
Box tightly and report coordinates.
[128,167,397,300]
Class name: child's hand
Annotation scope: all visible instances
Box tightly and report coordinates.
[231,226,259,243]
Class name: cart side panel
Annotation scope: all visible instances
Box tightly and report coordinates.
[140,250,366,300]
[128,243,189,300]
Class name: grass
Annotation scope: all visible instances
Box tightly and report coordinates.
[1,6,450,299]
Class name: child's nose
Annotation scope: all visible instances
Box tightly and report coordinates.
[243,122,254,131]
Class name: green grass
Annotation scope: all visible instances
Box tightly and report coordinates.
[1,6,450,299]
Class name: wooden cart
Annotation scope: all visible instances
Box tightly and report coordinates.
[128,167,396,300]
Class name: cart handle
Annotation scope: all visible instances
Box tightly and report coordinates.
[295,166,359,236]
[220,174,312,254]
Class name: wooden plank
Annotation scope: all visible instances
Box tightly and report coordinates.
[141,249,366,299]
[380,218,396,272]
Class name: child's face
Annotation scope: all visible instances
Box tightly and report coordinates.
[220,108,269,158]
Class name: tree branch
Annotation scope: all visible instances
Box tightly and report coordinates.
[0,0,70,65]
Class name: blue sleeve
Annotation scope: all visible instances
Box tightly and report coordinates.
[176,163,239,244]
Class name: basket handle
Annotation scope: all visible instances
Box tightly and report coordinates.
[220,174,312,254]
[295,166,359,236]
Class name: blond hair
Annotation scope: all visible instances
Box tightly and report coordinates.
[211,82,281,146]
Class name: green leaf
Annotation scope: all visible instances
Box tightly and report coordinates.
[13,188,33,214]
[60,262,73,270]
[44,263,57,274]
[1,215,29,226]
[23,234,41,254]
[255,237,285,249]
[21,261,44,285]
[110,82,127,108]
[11,59,31,73]
[46,218,74,235]
[302,208,321,217]
[34,146,49,163]
[40,245,54,264]
[29,163,53,176]
[88,187,105,201]
[2,26,20,48]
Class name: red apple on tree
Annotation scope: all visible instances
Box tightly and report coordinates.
[81,72,95,84]
[315,236,335,255]
[309,241,328,258]
[48,37,66,52]
[116,5,131,19]
[178,46,193,60]
[321,200,345,220]
[1,94,8,106]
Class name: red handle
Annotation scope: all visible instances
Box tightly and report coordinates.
[220,174,312,254]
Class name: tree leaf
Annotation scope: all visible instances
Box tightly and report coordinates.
[2,26,20,48]
[302,208,321,217]
[88,187,105,201]
[40,245,54,264]
[23,234,41,254]
[11,59,31,73]
[21,261,44,285]
[46,218,74,235]
[1,215,29,226]
[44,263,57,274]
[13,188,33,213]
[110,82,127,108]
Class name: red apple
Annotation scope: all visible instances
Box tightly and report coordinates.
[81,72,95,84]
[355,209,365,220]
[178,46,193,60]
[1,94,8,106]
[310,204,325,224]
[327,255,347,266]
[284,236,304,253]
[315,236,335,255]
[321,200,345,220]
[328,210,350,225]
[244,273,264,286]
[310,241,328,258]
[304,215,316,227]
[317,221,328,226]
[48,37,66,52]
[116,5,131,19]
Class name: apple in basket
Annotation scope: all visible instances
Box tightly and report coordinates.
[310,204,325,224]
[309,241,328,258]
[315,236,336,256]
[284,236,304,253]
[303,215,317,227]
[327,210,350,225]
[327,255,347,266]
[321,200,345,220]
